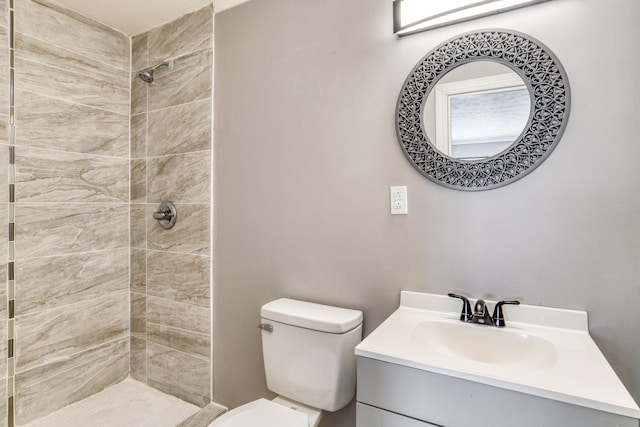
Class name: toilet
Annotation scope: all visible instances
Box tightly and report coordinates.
[210,298,363,427]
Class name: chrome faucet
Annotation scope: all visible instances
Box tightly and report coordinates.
[448,293,520,327]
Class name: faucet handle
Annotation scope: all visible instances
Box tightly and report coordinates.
[492,300,520,327]
[448,293,472,322]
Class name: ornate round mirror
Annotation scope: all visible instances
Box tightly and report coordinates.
[396,30,570,191]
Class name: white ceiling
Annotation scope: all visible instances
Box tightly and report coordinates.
[53,0,249,36]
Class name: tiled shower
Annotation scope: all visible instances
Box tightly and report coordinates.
[0,0,213,425]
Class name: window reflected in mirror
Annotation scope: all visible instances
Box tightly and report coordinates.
[424,62,531,160]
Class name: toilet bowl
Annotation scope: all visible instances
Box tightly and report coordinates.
[210,397,321,427]
[210,298,363,427]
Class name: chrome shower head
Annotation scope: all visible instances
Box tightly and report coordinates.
[138,69,155,83]
[137,59,174,84]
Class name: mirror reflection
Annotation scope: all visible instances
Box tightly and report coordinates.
[424,62,531,161]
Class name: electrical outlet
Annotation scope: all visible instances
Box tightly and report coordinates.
[390,186,408,215]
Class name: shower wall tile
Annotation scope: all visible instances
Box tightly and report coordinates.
[132,33,149,72]
[131,291,146,339]
[147,203,209,255]
[15,57,129,115]
[131,248,146,294]
[130,336,147,382]
[12,0,132,422]
[147,152,210,204]
[133,5,213,405]
[0,0,6,29]
[147,99,212,157]
[131,113,147,159]
[0,145,8,203]
[148,49,212,111]
[148,5,213,64]
[15,32,129,85]
[147,342,210,407]
[147,251,210,307]
[15,90,129,158]
[15,291,129,372]
[0,379,5,427]
[15,249,129,316]
[131,71,148,115]
[0,266,6,315]
[16,0,129,71]
[147,323,210,360]
[130,292,147,339]
[0,26,6,143]
[16,147,129,203]
[15,338,128,425]
[15,203,129,259]
[131,158,146,203]
[146,296,210,336]
[0,26,8,82]
[0,300,9,396]
[130,204,147,249]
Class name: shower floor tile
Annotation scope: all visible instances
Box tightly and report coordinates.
[22,378,201,427]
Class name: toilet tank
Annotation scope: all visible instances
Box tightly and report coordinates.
[260,298,363,412]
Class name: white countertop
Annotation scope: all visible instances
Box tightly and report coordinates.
[355,291,640,419]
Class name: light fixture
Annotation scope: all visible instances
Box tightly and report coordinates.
[393,0,552,36]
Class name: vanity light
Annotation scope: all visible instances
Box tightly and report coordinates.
[393,0,552,36]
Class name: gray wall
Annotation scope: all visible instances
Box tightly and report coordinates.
[213,0,640,426]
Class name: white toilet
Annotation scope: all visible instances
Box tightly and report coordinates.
[210,298,363,427]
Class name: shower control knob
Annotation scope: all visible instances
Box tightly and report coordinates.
[153,201,177,230]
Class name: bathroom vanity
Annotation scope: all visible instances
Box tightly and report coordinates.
[355,292,640,427]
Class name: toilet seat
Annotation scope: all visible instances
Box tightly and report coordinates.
[210,398,308,427]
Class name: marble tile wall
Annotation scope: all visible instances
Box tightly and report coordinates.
[130,5,213,407]
[12,0,130,424]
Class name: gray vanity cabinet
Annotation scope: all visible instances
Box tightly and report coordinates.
[356,357,638,427]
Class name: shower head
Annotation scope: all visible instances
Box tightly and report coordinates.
[138,69,154,83]
[137,59,174,83]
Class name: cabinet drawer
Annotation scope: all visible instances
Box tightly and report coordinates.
[357,403,437,427]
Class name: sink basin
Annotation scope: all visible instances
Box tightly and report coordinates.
[411,320,557,368]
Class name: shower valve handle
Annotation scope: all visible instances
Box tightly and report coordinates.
[152,201,177,230]
[152,211,173,220]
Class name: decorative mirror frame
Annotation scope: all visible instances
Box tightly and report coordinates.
[396,29,570,191]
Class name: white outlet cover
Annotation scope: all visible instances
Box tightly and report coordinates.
[390,186,408,215]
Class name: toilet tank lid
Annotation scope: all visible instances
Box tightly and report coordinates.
[261,298,363,333]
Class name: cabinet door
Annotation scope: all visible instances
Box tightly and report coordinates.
[357,403,438,427]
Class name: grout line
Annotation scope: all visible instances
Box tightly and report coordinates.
[143,31,150,386]
[14,247,131,262]
[145,96,212,115]
[128,30,133,385]
[144,319,210,335]
[15,247,130,260]
[14,201,130,205]
[145,293,210,311]
[145,248,210,259]
[146,340,210,363]
[14,144,130,161]
[145,148,212,161]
